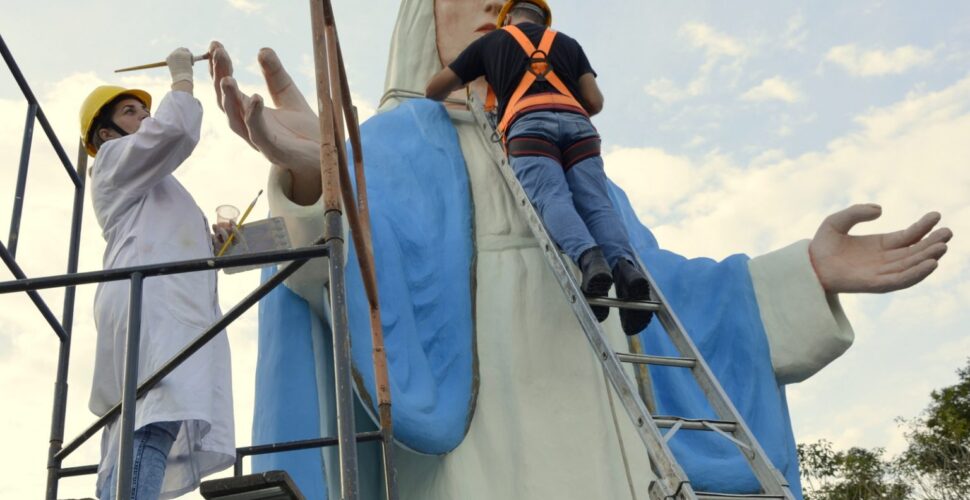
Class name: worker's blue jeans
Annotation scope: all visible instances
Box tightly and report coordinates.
[507,111,637,267]
[101,421,180,500]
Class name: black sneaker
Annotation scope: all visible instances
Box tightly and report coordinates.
[613,259,653,335]
[578,247,612,322]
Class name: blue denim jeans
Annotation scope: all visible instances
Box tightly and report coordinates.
[101,421,180,500]
[507,111,637,266]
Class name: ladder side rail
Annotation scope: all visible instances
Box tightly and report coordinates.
[638,260,793,497]
[467,97,697,499]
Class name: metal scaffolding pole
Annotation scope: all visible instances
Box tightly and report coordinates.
[45,145,87,500]
[8,102,36,258]
[308,1,398,497]
[114,272,145,499]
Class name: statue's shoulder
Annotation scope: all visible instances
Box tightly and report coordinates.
[360,99,461,161]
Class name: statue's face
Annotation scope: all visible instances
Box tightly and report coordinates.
[435,0,505,66]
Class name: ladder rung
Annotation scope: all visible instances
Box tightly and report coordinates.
[697,494,787,499]
[586,296,662,311]
[654,416,738,432]
[617,352,696,368]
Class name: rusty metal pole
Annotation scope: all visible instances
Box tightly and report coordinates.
[309,1,358,499]
[322,2,397,496]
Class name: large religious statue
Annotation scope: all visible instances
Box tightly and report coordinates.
[207,0,951,498]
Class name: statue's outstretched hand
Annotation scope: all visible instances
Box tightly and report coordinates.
[209,41,323,203]
[808,204,952,294]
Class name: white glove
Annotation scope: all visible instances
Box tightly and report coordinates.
[167,47,194,85]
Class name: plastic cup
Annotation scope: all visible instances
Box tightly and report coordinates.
[216,204,240,225]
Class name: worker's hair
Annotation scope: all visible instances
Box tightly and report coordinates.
[509,5,545,25]
[87,93,142,154]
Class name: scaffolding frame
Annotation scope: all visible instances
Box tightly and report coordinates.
[0,1,397,496]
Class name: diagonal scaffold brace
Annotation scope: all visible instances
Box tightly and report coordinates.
[309,1,398,499]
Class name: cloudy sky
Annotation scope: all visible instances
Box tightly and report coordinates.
[1,1,968,498]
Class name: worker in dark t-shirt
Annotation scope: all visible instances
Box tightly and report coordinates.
[426,0,652,334]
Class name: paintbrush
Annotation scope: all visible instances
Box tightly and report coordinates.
[115,52,211,73]
[217,189,264,258]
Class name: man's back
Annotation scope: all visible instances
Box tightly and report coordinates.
[449,22,596,120]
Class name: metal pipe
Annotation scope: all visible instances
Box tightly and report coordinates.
[0,244,329,294]
[309,1,360,497]
[36,107,81,187]
[0,36,80,188]
[115,272,144,500]
[236,430,382,458]
[653,417,738,432]
[56,464,98,478]
[44,143,87,500]
[586,296,662,311]
[326,8,397,496]
[53,243,328,461]
[325,210,359,500]
[8,102,36,258]
[616,352,697,368]
[51,429,384,480]
[0,240,68,341]
[309,0,341,214]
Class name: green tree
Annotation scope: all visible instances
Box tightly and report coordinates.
[798,440,909,500]
[799,358,970,500]
[896,359,970,499]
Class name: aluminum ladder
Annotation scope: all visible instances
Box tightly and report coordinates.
[466,94,796,500]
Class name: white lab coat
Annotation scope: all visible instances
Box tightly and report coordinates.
[88,91,234,499]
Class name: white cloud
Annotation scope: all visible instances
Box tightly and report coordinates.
[618,74,970,261]
[825,44,936,76]
[226,0,262,14]
[643,23,749,104]
[680,22,746,59]
[610,74,970,457]
[643,78,689,104]
[782,13,808,51]
[741,76,803,103]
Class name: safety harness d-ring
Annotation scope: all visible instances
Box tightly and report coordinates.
[528,49,551,81]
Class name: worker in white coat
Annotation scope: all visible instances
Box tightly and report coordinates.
[80,47,235,499]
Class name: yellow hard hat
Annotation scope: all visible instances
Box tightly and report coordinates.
[496,0,552,28]
[79,85,152,157]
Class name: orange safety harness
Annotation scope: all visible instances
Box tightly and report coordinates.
[485,25,589,140]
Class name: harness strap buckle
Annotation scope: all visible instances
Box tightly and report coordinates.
[528,49,552,81]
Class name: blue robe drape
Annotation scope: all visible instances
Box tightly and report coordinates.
[252,99,803,498]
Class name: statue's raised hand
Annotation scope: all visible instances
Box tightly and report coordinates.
[809,204,952,294]
[209,41,322,204]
